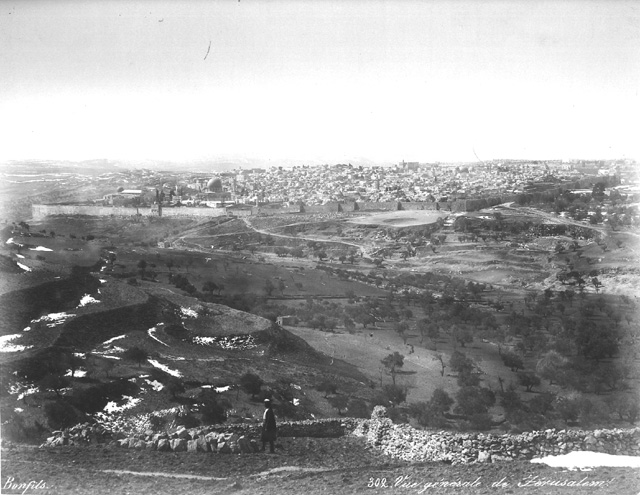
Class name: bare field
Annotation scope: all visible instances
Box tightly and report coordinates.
[348,210,448,227]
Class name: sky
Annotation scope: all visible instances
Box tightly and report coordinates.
[1,0,639,166]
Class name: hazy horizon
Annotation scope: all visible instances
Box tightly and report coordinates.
[2,1,638,165]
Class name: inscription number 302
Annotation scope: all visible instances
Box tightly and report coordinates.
[367,478,388,488]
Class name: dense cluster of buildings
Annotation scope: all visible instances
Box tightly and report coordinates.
[99,159,634,209]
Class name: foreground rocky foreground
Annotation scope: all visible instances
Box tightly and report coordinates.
[2,437,639,495]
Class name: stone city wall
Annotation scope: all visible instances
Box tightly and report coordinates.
[31,194,526,221]
[251,205,303,216]
[340,202,358,212]
[400,202,440,211]
[302,203,341,214]
[161,207,227,219]
[358,202,400,212]
[31,204,227,220]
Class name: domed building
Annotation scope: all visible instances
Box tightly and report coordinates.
[199,176,231,207]
[207,177,223,193]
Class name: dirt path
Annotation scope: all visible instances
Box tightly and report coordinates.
[2,442,638,495]
[101,469,228,480]
[242,217,369,256]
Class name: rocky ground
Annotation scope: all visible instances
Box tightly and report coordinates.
[2,438,639,495]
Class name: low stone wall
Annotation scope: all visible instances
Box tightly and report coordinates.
[40,418,359,452]
[39,410,640,462]
[352,407,640,464]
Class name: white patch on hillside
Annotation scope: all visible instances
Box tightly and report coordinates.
[17,262,31,272]
[103,396,142,413]
[15,253,24,259]
[161,355,185,361]
[0,334,32,352]
[147,327,169,347]
[65,369,87,377]
[8,384,39,401]
[192,335,256,350]
[215,385,230,393]
[32,312,75,327]
[14,408,23,413]
[102,355,121,360]
[29,246,53,252]
[102,335,126,345]
[532,451,640,469]
[292,398,300,406]
[144,379,164,391]
[147,359,182,377]
[180,307,198,319]
[77,294,99,307]
[99,279,107,283]
[94,346,125,355]
[22,326,31,332]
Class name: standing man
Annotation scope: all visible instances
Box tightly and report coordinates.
[261,398,277,453]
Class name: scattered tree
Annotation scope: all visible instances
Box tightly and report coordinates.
[381,352,404,385]
[123,346,148,368]
[239,372,264,399]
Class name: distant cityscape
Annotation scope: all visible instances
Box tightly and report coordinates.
[95,159,637,209]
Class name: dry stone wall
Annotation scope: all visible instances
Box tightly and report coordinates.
[352,407,640,464]
[40,418,358,453]
[40,409,640,464]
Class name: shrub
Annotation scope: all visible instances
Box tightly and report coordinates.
[148,415,168,431]
[457,369,481,387]
[500,384,524,413]
[501,352,524,372]
[554,392,584,424]
[166,377,185,398]
[123,346,148,367]
[316,380,338,397]
[346,398,370,419]
[327,394,349,414]
[449,350,474,374]
[44,400,81,430]
[528,392,555,415]
[454,386,495,416]
[517,372,541,392]
[164,324,189,340]
[174,412,200,428]
[39,373,71,397]
[198,390,230,424]
[386,406,408,424]
[466,413,493,431]
[239,372,264,399]
[373,384,407,407]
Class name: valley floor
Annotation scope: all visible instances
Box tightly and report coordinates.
[2,438,639,495]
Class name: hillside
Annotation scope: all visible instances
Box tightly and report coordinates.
[1,183,639,479]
